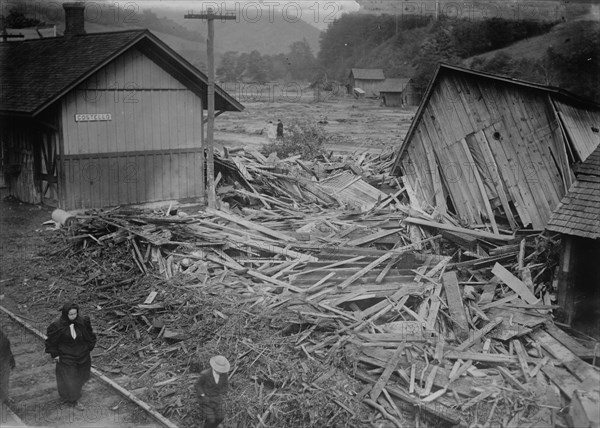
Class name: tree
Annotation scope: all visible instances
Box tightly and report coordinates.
[217,51,239,82]
[287,39,317,81]
[3,10,41,28]
[246,50,269,83]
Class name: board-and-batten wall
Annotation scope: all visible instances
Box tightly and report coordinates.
[399,73,576,230]
[60,47,204,209]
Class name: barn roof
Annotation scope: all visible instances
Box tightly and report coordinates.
[379,78,411,93]
[546,144,600,239]
[391,63,600,175]
[349,68,385,80]
[0,29,244,116]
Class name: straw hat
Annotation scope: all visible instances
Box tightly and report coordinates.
[210,355,230,373]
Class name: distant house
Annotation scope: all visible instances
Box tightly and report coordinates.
[348,68,385,97]
[379,78,421,107]
[0,3,243,210]
[1,25,57,41]
[391,63,600,232]
[546,144,600,324]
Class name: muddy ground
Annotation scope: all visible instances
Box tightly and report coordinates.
[212,90,416,153]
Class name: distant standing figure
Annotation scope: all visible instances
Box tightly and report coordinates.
[196,355,231,428]
[276,119,284,139]
[45,302,96,410]
[0,328,16,404]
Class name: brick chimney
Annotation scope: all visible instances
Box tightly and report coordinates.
[63,2,86,37]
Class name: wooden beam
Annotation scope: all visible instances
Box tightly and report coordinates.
[370,344,405,401]
[442,271,469,341]
[403,217,513,241]
[491,263,538,305]
[346,228,403,247]
[207,208,296,242]
[455,318,502,351]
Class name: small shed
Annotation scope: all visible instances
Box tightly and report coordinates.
[546,144,600,324]
[348,68,385,97]
[379,78,421,107]
[0,3,243,210]
[391,63,600,233]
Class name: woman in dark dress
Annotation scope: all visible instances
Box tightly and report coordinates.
[0,328,16,404]
[45,302,96,409]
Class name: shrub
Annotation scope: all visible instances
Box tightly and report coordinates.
[261,118,327,160]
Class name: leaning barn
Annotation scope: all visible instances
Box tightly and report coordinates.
[0,3,243,210]
[391,63,600,232]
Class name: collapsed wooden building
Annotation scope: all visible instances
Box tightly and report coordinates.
[391,63,600,234]
[0,3,243,210]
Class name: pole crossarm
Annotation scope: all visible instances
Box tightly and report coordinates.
[184,13,236,20]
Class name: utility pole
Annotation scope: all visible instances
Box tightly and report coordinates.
[184,7,235,209]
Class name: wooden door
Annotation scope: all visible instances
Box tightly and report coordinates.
[35,131,59,206]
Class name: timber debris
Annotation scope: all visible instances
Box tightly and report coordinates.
[43,148,599,428]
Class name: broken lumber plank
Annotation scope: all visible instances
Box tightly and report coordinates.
[570,389,600,428]
[512,339,531,381]
[370,344,405,401]
[496,366,528,392]
[541,364,586,399]
[355,296,410,332]
[455,318,502,351]
[208,209,296,242]
[421,365,439,397]
[346,228,403,247]
[444,351,519,364]
[491,263,539,305]
[544,322,597,359]
[206,254,304,293]
[224,234,317,262]
[532,330,600,390]
[363,398,402,428]
[425,283,443,332]
[442,271,470,341]
[478,281,498,306]
[290,256,365,277]
[375,256,399,284]
[355,371,462,426]
[403,217,513,242]
[357,330,427,344]
[336,252,395,290]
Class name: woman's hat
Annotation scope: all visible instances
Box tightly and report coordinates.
[210,355,230,373]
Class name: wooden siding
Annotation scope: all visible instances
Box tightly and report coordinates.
[553,100,600,163]
[59,46,205,209]
[62,149,204,209]
[381,92,403,107]
[399,73,577,229]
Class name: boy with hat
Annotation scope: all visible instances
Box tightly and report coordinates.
[195,355,230,428]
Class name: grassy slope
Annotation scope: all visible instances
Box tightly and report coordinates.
[465,17,600,66]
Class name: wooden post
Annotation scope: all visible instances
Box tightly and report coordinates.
[557,235,576,325]
[184,8,236,208]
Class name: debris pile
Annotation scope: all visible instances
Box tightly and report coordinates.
[44,149,599,428]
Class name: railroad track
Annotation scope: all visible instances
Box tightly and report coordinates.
[0,305,178,428]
